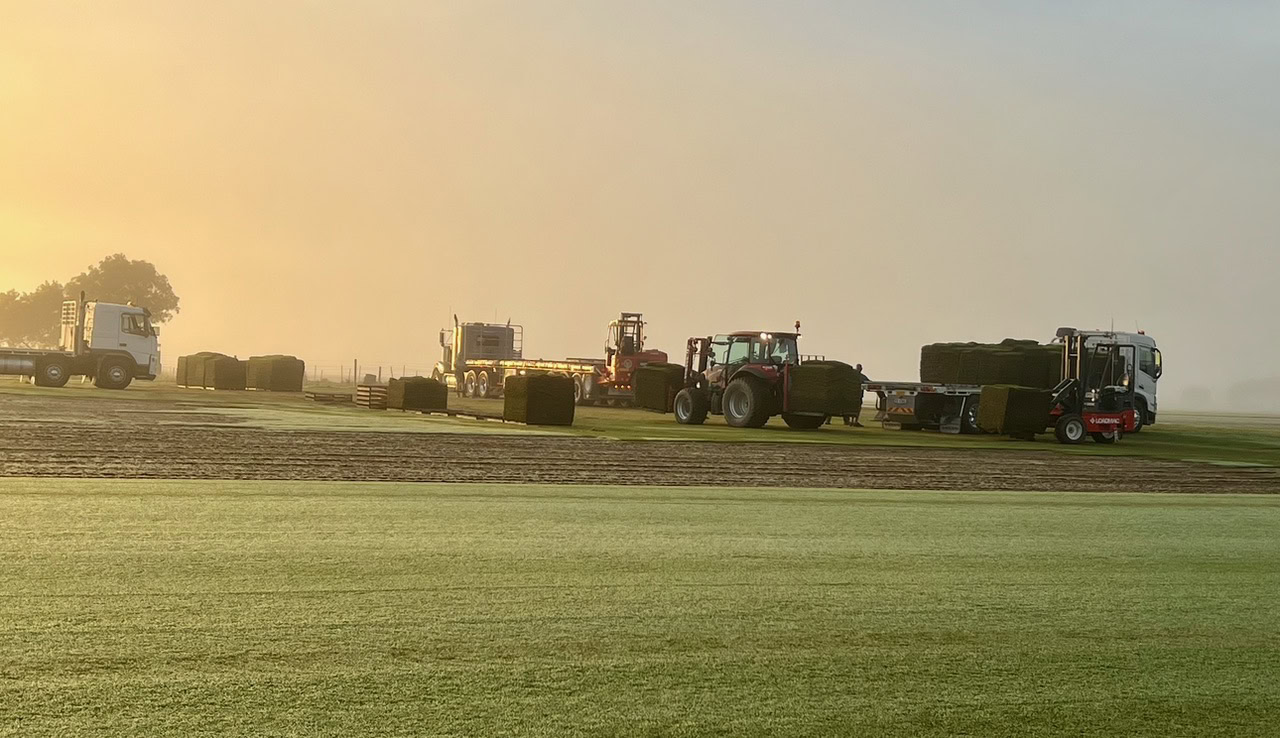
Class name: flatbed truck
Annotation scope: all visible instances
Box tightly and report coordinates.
[432,312,667,406]
[0,293,161,389]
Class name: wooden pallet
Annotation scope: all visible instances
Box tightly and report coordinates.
[305,391,353,404]
[355,384,388,410]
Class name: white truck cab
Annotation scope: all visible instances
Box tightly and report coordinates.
[79,302,162,380]
[1080,330,1161,429]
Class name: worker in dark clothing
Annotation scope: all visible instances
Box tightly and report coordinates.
[844,363,867,427]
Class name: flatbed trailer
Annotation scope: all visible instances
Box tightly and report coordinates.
[864,381,984,434]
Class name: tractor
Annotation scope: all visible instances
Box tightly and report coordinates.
[672,323,826,430]
[1049,327,1140,444]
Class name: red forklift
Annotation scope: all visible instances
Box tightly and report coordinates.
[1049,327,1139,444]
[673,322,826,429]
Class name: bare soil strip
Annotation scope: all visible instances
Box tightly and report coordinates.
[3,422,1276,493]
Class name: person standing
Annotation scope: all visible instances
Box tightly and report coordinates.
[844,363,867,427]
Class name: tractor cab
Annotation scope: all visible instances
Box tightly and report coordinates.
[604,312,666,387]
[676,322,806,428]
[1049,327,1139,444]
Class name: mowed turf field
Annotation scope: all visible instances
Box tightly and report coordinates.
[2,480,1277,736]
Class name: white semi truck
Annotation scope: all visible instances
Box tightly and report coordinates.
[867,329,1162,434]
[0,294,161,389]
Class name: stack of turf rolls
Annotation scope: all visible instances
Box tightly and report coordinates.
[920,340,1063,389]
[503,374,575,425]
[204,355,246,390]
[632,362,686,412]
[977,385,1053,435]
[177,352,229,388]
[387,376,448,411]
[247,355,306,392]
[789,360,863,416]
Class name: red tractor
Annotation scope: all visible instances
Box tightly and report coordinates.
[1049,328,1140,444]
[673,323,826,430]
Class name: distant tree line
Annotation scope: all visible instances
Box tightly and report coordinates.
[0,254,180,347]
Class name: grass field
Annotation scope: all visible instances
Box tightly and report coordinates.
[2,479,1277,736]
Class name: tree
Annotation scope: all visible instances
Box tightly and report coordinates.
[0,281,66,347]
[0,255,180,348]
[66,254,181,323]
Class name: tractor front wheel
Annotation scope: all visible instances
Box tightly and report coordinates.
[1054,414,1086,444]
[674,388,709,425]
[723,377,770,428]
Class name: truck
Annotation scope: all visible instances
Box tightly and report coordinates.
[866,329,1162,434]
[0,293,161,389]
[431,312,667,406]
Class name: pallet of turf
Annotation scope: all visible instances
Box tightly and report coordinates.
[247,355,306,392]
[503,374,575,426]
[184,352,231,389]
[976,385,1052,436]
[356,384,388,410]
[387,376,448,412]
[204,356,246,390]
[632,363,686,412]
[789,360,863,416]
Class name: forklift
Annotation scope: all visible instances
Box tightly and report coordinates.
[1049,328,1139,444]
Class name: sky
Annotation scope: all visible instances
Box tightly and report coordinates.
[2,1,1277,409]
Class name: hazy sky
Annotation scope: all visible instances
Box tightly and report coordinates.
[2,1,1277,406]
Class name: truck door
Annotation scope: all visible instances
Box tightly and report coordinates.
[119,312,154,369]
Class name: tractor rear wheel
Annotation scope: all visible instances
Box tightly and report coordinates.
[674,388,709,425]
[782,413,826,430]
[723,377,770,428]
[1054,414,1086,444]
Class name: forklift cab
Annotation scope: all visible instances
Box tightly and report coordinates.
[1050,328,1139,444]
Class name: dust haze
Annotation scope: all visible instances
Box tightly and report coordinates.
[2,1,1277,410]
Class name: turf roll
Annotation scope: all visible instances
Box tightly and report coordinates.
[204,356,246,390]
[789,360,863,416]
[632,362,685,412]
[977,385,1053,435]
[387,377,448,411]
[503,374,575,425]
[247,355,306,392]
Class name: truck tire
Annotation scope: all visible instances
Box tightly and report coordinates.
[573,376,585,405]
[477,371,491,399]
[463,371,477,398]
[95,358,133,390]
[723,377,770,428]
[674,388,709,425]
[1054,414,1086,445]
[1091,429,1121,444]
[961,398,981,434]
[1131,399,1146,433]
[782,413,826,430]
[34,357,71,388]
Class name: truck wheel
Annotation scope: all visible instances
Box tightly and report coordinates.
[95,358,133,390]
[674,388,709,425]
[573,376,586,405]
[34,358,71,388]
[782,413,826,430]
[1091,430,1121,444]
[1131,399,1146,433]
[1054,414,1086,445]
[723,377,770,428]
[476,371,491,398]
[961,398,981,434]
[463,371,477,398]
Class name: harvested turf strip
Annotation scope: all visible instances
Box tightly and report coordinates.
[921,341,1065,389]
[632,363,685,412]
[503,374,575,425]
[387,377,448,411]
[247,355,306,392]
[789,361,863,416]
[204,356,246,390]
[977,385,1053,435]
